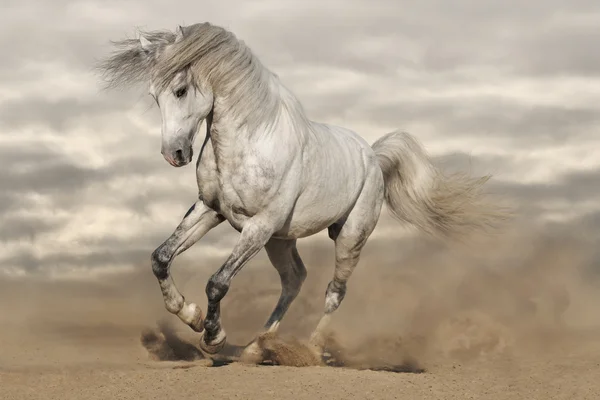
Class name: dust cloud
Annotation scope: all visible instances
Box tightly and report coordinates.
[1,214,599,373]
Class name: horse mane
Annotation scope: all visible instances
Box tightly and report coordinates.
[96,29,177,89]
[98,22,309,133]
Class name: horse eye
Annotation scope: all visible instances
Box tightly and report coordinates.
[175,87,187,98]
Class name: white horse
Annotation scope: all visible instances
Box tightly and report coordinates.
[98,22,508,357]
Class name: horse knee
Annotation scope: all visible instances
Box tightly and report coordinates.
[206,275,230,303]
[151,246,171,280]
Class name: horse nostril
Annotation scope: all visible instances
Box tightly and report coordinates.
[174,149,183,161]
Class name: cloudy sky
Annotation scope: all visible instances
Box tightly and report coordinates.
[1,0,599,278]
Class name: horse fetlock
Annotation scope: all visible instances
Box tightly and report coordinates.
[164,296,185,314]
[199,327,227,354]
[266,320,281,333]
[324,281,346,314]
[177,302,204,332]
[189,304,205,332]
[203,317,221,336]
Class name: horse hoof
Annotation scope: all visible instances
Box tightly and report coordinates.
[199,329,227,354]
[239,339,265,364]
[189,304,204,333]
[309,333,324,351]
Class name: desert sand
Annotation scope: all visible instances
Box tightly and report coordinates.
[2,219,600,399]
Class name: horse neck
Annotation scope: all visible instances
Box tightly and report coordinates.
[208,73,310,159]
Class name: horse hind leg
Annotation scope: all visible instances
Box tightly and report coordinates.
[310,181,383,352]
[309,225,370,350]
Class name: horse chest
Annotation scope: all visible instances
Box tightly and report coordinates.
[196,145,220,209]
[196,150,276,225]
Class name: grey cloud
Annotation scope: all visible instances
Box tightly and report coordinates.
[491,168,600,205]
[0,214,66,242]
[0,143,163,195]
[297,90,369,123]
[0,144,66,167]
[512,26,600,77]
[118,186,187,217]
[0,1,122,75]
[432,152,518,177]
[0,218,239,273]
[408,0,600,76]
[0,95,146,132]
[1,247,152,273]
[431,152,600,217]
[0,141,187,229]
[575,210,600,248]
[244,0,600,76]
[2,161,102,194]
[0,193,23,214]
[353,98,597,145]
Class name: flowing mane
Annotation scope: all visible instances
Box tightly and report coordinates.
[98,22,308,132]
[96,29,177,88]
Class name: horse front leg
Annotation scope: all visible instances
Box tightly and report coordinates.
[151,201,224,332]
[199,218,275,354]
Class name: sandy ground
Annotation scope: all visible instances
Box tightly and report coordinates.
[2,222,600,399]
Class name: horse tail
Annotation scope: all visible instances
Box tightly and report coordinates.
[371,130,511,240]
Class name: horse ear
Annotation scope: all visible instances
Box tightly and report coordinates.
[139,35,153,53]
[175,25,185,43]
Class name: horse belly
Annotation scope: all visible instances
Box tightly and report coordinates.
[276,174,364,239]
[278,209,344,239]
